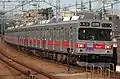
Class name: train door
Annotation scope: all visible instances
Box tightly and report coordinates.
[60,27,64,51]
[53,27,56,50]
[27,29,30,47]
[42,28,46,49]
[62,27,70,53]
[29,29,33,47]
[25,29,28,47]
[29,29,32,47]
[32,28,37,48]
[47,28,50,50]
[39,28,42,48]
[69,25,77,54]
[36,28,40,48]
[46,28,49,49]
[54,27,60,51]
[48,28,53,50]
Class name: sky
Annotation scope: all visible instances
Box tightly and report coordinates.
[0,0,120,15]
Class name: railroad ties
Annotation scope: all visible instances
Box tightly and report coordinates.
[0,51,58,79]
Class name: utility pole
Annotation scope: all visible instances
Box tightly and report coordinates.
[89,0,92,12]
[21,1,25,11]
[56,0,60,20]
[67,48,71,74]
[111,3,114,14]
[75,0,78,16]
[1,1,5,41]
[102,0,105,20]
[81,1,84,11]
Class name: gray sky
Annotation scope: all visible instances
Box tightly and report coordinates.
[0,0,120,14]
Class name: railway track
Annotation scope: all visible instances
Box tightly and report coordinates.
[0,60,22,79]
[16,47,120,79]
[0,42,120,79]
[22,49,120,79]
[0,51,58,79]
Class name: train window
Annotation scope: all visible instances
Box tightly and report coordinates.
[64,28,69,41]
[41,28,42,31]
[46,28,49,40]
[78,28,112,41]
[91,22,100,27]
[49,29,53,40]
[60,27,64,40]
[61,27,63,29]
[56,28,60,41]
[39,28,42,39]
[53,28,56,40]
[47,28,49,30]
[102,23,112,27]
[80,22,90,26]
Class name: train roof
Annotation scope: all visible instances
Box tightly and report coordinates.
[6,18,113,31]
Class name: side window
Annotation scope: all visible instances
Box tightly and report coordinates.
[54,27,59,41]
[70,27,76,40]
[60,27,64,41]
[56,28,60,41]
[49,28,53,40]
[64,28,67,41]
[36,28,38,38]
[40,28,43,39]
[53,28,56,40]
[64,28,69,41]
[39,28,42,39]
[43,28,46,40]
[46,28,49,40]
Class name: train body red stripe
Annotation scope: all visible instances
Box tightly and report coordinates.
[6,37,109,49]
[30,39,32,44]
[93,44,106,49]
[37,40,40,44]
[55,41,60,46]
[41,41,46,45]
[33,39,36,44]
[63,41,69,48]
[48,41,53,45]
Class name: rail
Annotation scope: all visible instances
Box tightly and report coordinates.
[0,51,58,79]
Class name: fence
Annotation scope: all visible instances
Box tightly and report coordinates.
[85,63,120,79]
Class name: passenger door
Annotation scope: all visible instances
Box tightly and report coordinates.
[69,26,77,54]
[42,28,46,49]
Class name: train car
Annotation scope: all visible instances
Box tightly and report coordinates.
[4,17,117,70]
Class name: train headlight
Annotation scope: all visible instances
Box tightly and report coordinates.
[105,45,111,49]
[78,44,84,48]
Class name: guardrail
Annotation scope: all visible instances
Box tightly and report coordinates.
[85,63,120,79]
[97,66,103,79]
[86,63,95,79]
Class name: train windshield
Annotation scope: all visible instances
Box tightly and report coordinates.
[78,28,112,41]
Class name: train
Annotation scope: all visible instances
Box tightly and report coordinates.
[4,16,117,70]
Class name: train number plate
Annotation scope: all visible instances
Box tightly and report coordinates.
[87,43,93,52]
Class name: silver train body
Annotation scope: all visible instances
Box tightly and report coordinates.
[4,19,117,69]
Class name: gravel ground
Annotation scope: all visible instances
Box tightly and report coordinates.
[0,42,95,79]
[0,60,22,79]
